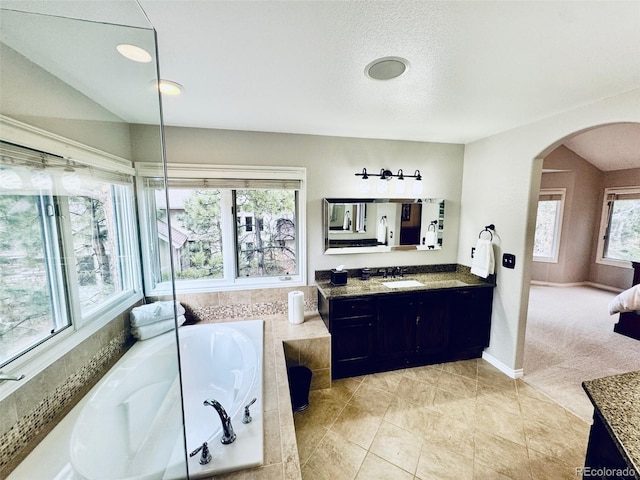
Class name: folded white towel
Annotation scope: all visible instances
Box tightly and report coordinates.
[132,315,186,341]
[609,285,640,315]
[343,210,351,230]
[425,231,437,247]
[130,301,186,327]
[377,218,387,244]
[470,238,495,278]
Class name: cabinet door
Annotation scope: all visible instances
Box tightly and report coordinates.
[332,317,376,379]
[377,295,416,368]
[414,292,449,356]
[449,288,493,353]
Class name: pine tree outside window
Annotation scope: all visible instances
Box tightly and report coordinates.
[138,164,306,293]
[597,187,640,266]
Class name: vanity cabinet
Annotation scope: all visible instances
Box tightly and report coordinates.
[583,410,635,479]
[449,287,493,358]
[377,292,449,371]
[319,296,378,378]
[318,285,493,380]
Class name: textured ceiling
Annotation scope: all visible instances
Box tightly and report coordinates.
[1,0,640,170]
[563,124,640,172]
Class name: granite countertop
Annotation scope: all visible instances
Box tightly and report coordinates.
[582,371,640,475]
[316,270,494,299]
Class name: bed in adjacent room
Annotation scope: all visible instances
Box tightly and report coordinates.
[609,261,640,340]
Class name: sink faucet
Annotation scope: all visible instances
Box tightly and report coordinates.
[0,372,25,382]
[203,398,236,444]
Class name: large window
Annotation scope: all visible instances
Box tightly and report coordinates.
[533,189,565,262]
[138,164,306,293]
[0,141,141,367]
[597,187,640,266]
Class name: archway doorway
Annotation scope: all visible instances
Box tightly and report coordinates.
[522,122,640,421]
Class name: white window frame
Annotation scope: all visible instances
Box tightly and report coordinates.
[596,186,640,269]
[136,163,307,295]
[533,188,565,263]
[0,115,143,396]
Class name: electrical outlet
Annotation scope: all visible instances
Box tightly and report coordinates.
[502,253,516,269]
[471,247,475,258]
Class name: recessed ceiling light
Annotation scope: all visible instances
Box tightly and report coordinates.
[157,80,184,96]
[116,44,152,63]
[365,56,409,81]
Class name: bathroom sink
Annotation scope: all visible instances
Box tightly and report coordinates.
[381,280,425,288]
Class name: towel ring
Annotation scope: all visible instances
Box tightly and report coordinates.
[478,224,495,240]
[428,221,436,232]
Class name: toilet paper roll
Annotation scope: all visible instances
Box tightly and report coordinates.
[288,290,305,325]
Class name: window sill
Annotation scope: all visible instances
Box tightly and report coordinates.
[0,291,142,402]
[149,278,306,296]
[595,258,633,269]
[533,256,559,264]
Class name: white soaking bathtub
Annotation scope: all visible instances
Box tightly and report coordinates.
[69,320,264,480]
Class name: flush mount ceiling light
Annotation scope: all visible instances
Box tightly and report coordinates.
[116,44,152,63]
[365,56,409,80]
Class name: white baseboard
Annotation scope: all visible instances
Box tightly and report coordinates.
[482,351,523,379]
[530,280,623,293]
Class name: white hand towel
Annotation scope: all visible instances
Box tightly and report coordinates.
[425,231,437,247]
[132,315,186,341]
[130,301,186,327]
[471,238,495,278]
[343,210,351,230]
[376,219,387,244]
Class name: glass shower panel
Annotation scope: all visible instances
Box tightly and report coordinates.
[0,4,186,479]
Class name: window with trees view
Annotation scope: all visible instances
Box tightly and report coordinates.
[533,189,565,262]
[0,141,141,368]
[599,187,640,264]
[139,165,306,292]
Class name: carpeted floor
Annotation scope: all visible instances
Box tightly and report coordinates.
[523,284,640,422]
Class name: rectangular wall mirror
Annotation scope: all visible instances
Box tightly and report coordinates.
[323,198,445,254]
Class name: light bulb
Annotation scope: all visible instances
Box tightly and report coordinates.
[62,171,82,192]
[377,178,389,194]
[0,169,22,189]
[31,170,52,189]
[411,179,423,195]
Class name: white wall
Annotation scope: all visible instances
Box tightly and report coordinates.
[0,43,133,159]
[459,88,640,375]
[131,125,465,282]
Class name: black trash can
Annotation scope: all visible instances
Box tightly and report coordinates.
[288,366,312,412]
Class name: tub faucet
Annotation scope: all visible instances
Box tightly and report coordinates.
[203,399,236,444]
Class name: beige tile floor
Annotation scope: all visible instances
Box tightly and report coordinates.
[293,359,590,480]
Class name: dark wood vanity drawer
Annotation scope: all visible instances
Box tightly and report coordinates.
[331,297,376,319]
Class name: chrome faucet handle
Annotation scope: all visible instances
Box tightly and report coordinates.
[242,397,257,424]
[189,442,212,465]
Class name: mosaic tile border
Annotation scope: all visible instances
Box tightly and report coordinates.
[0,330,128,478]
[188,298,318,323]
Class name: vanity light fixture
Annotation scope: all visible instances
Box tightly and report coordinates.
[116,44,152,63]
[358,168,371,193]
[411,169,423,195]
[355,168,422,195]
[394,169,406,194]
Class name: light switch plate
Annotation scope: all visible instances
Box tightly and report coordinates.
[502,253,516,269]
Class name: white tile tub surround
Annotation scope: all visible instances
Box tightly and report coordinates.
[8,313,329,480]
